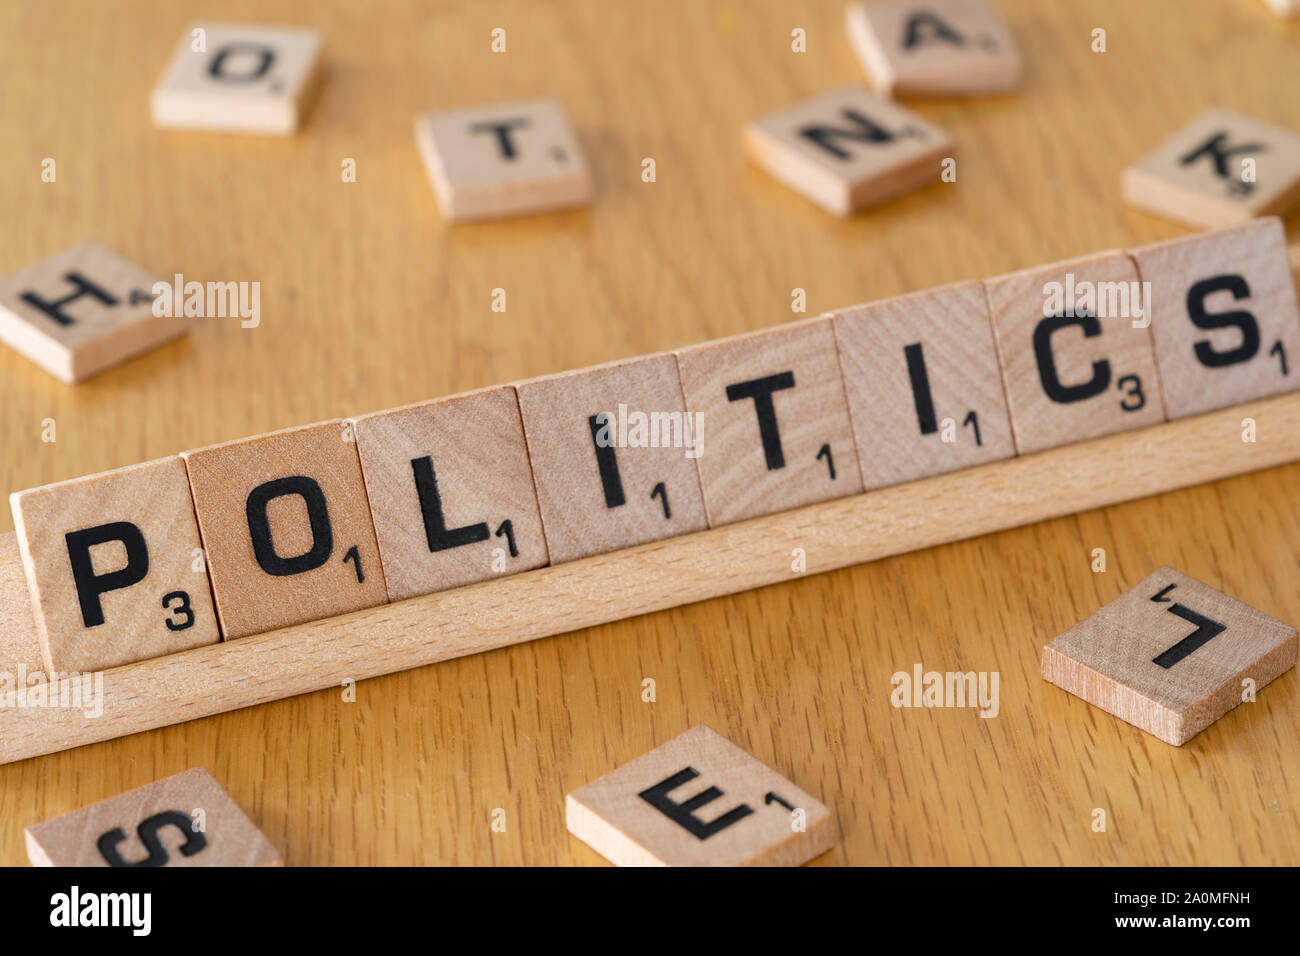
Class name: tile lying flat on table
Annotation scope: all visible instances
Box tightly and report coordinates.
[675,318,862,526]
[151,22,324,134]
[1129,218,1300,419]
[1042,567,1297,746]
[832,280,1016,488]
[415,98,593,222]
[745,85,952,215]
[1122,108,1300,228]
[515,355,708,564]
[0,241,183,383]
[26,768,281,867]
[985,250,1166,455]
[9,458,219,674]
[352,386,548,602]
[181,421,387,639]
[567,725,837,866]
[845,0,1023,96]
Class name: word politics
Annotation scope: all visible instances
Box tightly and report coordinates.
[6,220,1299,675]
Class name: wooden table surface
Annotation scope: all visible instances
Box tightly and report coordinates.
[1,0,1297,866]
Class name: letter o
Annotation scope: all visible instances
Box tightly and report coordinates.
[245,476,333,576]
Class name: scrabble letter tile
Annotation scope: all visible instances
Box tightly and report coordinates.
[415,98,593,222]
[745,85,952,215]
[1130,218,1300,419]
[1122,109,1300,228]
[515,355,708,563]
[675,318,863,526]
[0,533,45,676]
[353,386,548,602]
[10,458,219,673]
[26,768,281,866]
[845,0,1023,97]
[0,241,184,383]
[567,725,836,866]
[181,421,387,639]
[151,23,323,135]
[985,251,1166,454]
[1042,567,1297,746]
[832,280,1016,488]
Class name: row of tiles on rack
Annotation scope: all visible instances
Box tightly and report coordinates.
[8,217,1300,675]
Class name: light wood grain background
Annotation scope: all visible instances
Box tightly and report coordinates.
[0,0,1297,865]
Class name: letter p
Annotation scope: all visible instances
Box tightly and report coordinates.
[65,521,150,628]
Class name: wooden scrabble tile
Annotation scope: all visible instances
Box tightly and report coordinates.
[832,280,1016,488]
[0,533,44,676]
[415,98,593,222]
[515,355,708,564]
[845,0,1023,96]
[1042,567,1297,746]
[745,85,952,215]
[26,767,281,866]
[151,22,323,135]
[1122,109,1300,228]
[985,251,1166,454]
[181,421,387,639]
[675,318,863,526]
[566,725,836,866]
[0,241,183,384]
[352,386,549,602]
[10,458,219,674]
[1131,219,1300,419]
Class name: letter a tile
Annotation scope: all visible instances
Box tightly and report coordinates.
[745,85,952,215]
[26,768,281,866]
[10,458,219,673]
[0,242,184,384]
[181,421,387,639]
[1042,567,1297,746]
[567,725,837,866]
[675,318,862,526]
[985,251,1166,454]
[845,0,1023,97]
